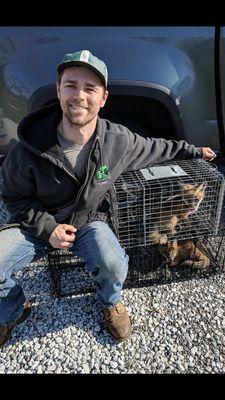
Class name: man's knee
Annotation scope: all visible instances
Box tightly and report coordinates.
[100,250,129,283]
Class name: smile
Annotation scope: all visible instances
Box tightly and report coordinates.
[70,105,87,111]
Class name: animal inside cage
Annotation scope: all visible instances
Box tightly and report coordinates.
[110,159,225,248]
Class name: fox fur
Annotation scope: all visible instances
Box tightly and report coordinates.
[149,181,207,245]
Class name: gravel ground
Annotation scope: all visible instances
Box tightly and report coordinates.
[0,177,225,374]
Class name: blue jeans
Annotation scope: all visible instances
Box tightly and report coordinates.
[0,221,129,326]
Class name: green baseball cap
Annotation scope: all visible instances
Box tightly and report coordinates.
[57,49,108,87]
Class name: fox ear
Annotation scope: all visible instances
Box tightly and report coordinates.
[199,181,207,189]
[177,181,185,190]
[194,181,207,191]
[177,181,190,190]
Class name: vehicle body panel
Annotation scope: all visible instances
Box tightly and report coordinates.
[220,27,225,137]
[0,26,222,154]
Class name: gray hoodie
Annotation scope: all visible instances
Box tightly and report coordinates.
[1,102,203,242]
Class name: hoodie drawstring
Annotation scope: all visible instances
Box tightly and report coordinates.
[52,165,61,184]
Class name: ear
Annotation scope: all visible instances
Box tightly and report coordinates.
[56,81,60,100]
[100,89,109,109]
[177,181,185,190]
[199,181,207,190]
[194,181,207,191]
[177,181,193,191]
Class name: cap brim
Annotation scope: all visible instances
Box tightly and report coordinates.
[57,61,106,87]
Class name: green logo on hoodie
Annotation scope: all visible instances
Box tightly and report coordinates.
[96,164,110,181]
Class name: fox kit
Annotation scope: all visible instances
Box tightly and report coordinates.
[149,181,207,244]
[164,240,211,269]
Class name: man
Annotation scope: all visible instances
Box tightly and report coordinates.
[0,50,216,345]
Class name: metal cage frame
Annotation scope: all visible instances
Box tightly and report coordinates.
[110,159,225,248]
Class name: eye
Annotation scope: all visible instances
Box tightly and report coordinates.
[86,87,96,93]
[65,84,76,89]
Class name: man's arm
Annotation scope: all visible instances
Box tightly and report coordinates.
[122,132,216,172]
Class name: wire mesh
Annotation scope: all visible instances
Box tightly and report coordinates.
[110,159,225,248]
[48,231,225,297]
[48,250,96,297]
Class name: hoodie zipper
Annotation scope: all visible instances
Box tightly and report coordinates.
[41,150,81,187]
[69,134,100,225]
[61,165,80,185]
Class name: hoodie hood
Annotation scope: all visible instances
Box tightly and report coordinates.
[18,102,63,157]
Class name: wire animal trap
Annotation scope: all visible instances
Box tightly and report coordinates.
[48,247,165,297]
[48,231,225,298]
[48,250,96,297]
[47,246,170,297]
[110,159,225,248]
[48,160,225,297]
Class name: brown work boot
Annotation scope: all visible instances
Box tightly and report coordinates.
[0,301,32,347]
[103,302,131,342]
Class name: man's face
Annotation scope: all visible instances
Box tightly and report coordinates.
[57,66,108,127]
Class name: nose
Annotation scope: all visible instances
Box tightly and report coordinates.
[73,88,86,100]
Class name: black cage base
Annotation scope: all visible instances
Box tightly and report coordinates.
[48,251,96,297]
[48,233,225,298]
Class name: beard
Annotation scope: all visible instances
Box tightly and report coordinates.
[63,102,98,127]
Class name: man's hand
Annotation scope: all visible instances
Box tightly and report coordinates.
[201,147,217,161]
[49,224,77,249]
